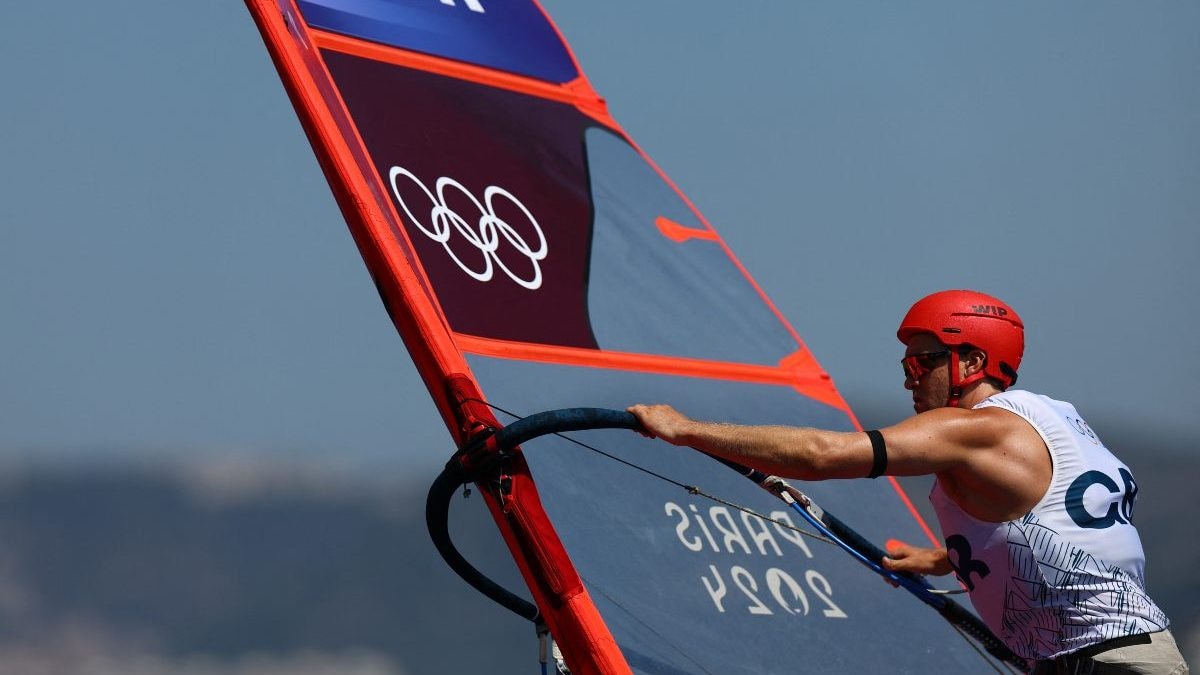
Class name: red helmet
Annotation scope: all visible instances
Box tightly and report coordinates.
[897,290,1024,389]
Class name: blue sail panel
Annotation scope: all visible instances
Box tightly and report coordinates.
[297,0,579,83]
[467,355,993,674]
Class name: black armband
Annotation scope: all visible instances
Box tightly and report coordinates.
[865,430,887,479]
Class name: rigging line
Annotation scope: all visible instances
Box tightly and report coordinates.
[579,573,718,675]
[468,404,1025,672]
[470,398,836,546]
[768,477,1026,671]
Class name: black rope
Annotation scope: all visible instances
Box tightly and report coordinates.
[464,399,1025,673]
[580,575,718,675]
[473,399,836,546]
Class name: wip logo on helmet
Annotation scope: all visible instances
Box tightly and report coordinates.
[971,304,1009,317]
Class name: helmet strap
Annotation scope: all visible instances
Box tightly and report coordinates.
[945,348,987,408]
[946,350,963,408]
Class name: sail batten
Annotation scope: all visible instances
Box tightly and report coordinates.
[310,29,602,110]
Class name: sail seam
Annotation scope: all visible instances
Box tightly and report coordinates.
[456,334,832,387]
[311,29,606,111]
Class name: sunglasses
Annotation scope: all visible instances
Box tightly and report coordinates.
[901,350,951,381]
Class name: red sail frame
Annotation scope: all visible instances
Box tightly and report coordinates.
[244,2,631,671]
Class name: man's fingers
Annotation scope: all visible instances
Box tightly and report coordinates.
[627,404,659,438]
[885,538,912,557]
[878,558,903,587]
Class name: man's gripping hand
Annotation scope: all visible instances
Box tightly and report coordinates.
[881,539,954,577]
[626,404,694,445]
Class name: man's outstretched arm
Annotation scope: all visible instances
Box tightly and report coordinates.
[626,403,995,481]
[627,403,878,480]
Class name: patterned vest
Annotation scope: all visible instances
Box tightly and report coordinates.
[930,390,1168,659]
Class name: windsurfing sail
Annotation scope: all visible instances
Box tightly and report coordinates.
[243,2,1017,672]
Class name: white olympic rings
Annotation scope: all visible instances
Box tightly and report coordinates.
[388,166,548,290]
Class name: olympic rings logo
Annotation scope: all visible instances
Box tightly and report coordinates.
[388,166,548,290]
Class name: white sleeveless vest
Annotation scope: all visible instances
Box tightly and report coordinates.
[929,390,1168,660]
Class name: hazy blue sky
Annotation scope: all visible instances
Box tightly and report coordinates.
[2,1,1197,475]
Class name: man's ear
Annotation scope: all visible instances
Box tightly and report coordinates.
[963,349,987,377]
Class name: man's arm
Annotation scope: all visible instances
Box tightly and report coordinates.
[628,403,1049,522]
[627,403,876,479]
[626,403,1005,480]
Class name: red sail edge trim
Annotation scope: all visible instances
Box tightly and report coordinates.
[445,374,631,675]
[243,2,631,673]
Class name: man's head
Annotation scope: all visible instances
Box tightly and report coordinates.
[897,290,1024,410]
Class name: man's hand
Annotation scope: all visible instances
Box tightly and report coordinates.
[881,539,953,577]
[626,404,694,445]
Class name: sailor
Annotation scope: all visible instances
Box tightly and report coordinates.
[629,289,1188,674]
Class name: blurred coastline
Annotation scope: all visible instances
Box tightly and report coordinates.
[1,402,1194,674]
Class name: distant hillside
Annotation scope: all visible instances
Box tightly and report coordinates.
[0,442,1195,673]
[0,460,532,674]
